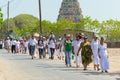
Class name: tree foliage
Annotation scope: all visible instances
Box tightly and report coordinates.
[1,14,39,37]
[13,14,38,29]
[1,13,120,41]
[0,8,3,27]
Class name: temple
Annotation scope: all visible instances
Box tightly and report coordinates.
[57,0,83,22]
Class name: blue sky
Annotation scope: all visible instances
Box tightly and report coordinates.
[0,0,120,22]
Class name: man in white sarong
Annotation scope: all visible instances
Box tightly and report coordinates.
[91,36,100,71]
[72,34,82,68]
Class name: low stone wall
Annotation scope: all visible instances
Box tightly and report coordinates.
[107,42,120,48]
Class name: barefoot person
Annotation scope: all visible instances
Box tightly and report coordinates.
[72,34,82,68]
[91,36,100,71]
[98,37,109,73]
[77,36,92,70]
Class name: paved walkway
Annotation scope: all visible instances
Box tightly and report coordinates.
[0,49,119,80]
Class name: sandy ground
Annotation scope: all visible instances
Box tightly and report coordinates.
[0,56,26,80]
[107,48,120,72]
[0,48,120,80]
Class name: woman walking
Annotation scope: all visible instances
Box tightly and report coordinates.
[78,36,92,70]
[64,34,72,67]
[98,37,109,73]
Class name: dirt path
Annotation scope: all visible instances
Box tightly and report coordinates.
[0,49,119,80]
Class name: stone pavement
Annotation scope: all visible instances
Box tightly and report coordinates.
[0,49,119,80]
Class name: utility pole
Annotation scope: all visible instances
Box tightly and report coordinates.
[38,0,42,34]
[7,1,10,33]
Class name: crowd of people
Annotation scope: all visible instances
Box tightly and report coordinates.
[3,32,109,73]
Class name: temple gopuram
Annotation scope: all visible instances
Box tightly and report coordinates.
[57,0,83,22]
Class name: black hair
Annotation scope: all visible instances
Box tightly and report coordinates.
[101,37,104,40]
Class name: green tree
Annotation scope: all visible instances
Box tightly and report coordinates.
[1,14,39,37]
[1,13,120,41]
[0,8,3,27]
[13,14,38,29]
[55,19,74,34]
[98,19,120,41]
[0,8,4,38]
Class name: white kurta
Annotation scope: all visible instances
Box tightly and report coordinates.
[6,39,11,52]
[49,39,56,49]
[16,41,20,52]
[72,39,81,66]
[24,41,29,54]
[98,43,109,71]
[47,39,51,57]
[58,43,64,57]
[91,40,100,65]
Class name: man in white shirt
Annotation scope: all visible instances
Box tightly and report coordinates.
[38,36,44,59]
[28,35,37,59]
[11,38,16,53]
[48,36,56,60]
[49,32,55,39]
[72,34,82,68]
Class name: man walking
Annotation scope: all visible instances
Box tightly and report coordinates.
[28,35,37,59]
[11,38,16,53]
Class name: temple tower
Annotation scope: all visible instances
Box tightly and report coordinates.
[57,0,83,22]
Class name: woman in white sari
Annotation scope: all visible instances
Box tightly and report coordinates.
[98,37,109,73]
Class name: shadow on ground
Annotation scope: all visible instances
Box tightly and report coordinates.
[36,63,120,78]
[116,78,120,80]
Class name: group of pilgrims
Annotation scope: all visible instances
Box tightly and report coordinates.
[4,32,109,73]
